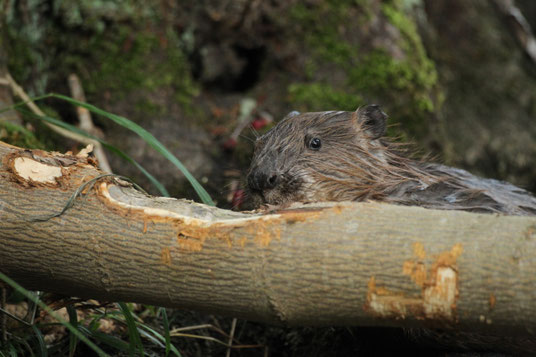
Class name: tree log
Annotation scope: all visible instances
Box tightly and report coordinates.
[0,141,535,336]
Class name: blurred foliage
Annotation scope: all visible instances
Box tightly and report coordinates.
[52,0,156,29]
[0,120,44,149]
[288,82,363,111]
[287,0,440,139]
[80,28,199,111]
[5,0,197,112]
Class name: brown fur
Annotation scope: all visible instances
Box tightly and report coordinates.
[247,107,536,216]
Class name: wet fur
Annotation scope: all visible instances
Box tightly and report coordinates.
[247,109,536,216]
[247,107,536,354]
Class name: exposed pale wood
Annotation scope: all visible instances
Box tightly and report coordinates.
[0,141,535,337]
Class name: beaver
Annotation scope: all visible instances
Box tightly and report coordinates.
[246,105,536,355]
[247,104,536,215]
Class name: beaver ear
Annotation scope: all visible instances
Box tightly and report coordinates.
[353,104,387,140]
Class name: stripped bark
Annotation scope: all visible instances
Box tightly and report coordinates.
[0,141,535,337]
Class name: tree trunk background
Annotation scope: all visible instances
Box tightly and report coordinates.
[421,0,536,192]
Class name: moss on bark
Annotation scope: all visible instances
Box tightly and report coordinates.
[287,0,441,140]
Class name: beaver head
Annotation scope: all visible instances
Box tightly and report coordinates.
[245,105,405,206]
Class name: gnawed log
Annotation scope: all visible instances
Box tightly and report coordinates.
[0,141,535,337]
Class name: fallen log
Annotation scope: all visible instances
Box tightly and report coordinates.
[0,141,535,337]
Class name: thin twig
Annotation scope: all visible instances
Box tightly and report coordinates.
[169,331,261,349]
[28,291,41,325]
[226,318,237,357]
[170,323,245,345]
[494,0,536,64]
[0,306,32,327]
[68,73,112,173]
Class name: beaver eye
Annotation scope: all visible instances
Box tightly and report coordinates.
[308,137,322,151]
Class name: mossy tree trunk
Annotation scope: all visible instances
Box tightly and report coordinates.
[421,0,536,192]
[0,21,19,126]
[0,141,535,337]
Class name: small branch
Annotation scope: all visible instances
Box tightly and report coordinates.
[494,0,536,65]
[67,73,112,173]
[226,318,237,357]
[67,74,94,133]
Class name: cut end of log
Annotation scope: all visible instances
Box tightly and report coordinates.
[13,157,62,184]
[5,148,99,188]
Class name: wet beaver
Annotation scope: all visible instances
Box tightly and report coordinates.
[246,105,536,355]
[247,104,536,215]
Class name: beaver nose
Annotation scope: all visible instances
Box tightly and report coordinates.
[266,174,279,188]
[248,171,280,192]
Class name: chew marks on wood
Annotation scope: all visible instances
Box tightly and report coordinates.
[5,146,97,188]
[366,243,462,322]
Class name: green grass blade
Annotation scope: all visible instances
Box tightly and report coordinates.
[6,338,34,357]
[87,313,106,332]
[117,303,143,357]
[30,325,47,357]
[137,328,164,347]
[50,93,214,205]
[0,272,109,357]
[0,94,52,115]
[161,308,172,357]
[138,323,181,357]
[2,93,212,203]
[8,343,19,357]
[78,326,130,352]
[16,108,169,197]
[66,305,79,357]
[18,338,36,357]
[6,347,14,357]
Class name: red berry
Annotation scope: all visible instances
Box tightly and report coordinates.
[223,137,237,150]
[251,117,268,130]
[231,189,245,209]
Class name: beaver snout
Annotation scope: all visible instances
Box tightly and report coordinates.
[247,169,281,193]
